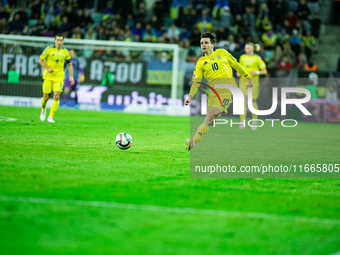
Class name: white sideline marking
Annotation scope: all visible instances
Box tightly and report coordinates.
[224,186,340,197]
[0,116,17,121]
[0,196,339,225]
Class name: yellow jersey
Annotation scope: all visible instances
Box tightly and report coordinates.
[40,45,71,81]
[189,49,249,98]
[239,54,266,78]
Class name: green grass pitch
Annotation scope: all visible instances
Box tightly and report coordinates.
[0,105,339,255]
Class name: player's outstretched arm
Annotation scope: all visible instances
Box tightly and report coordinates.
[67,63,75,86]
[231,61,253,88]
[185,79,201,106]
[185,77,204,105]
[232,61,249,77]
[186,61,203,105]
[39,58,53,73]
[184,95,192,105]
[250,68,267,76]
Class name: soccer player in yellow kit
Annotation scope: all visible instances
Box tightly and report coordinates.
[39,34,74,123]
[184,33,253,151]
[237,43,267,130]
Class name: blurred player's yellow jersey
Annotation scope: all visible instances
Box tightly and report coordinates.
[40,45,71,81]
[239,54,266,78]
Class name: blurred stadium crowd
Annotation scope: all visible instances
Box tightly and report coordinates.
[0,0,322,71]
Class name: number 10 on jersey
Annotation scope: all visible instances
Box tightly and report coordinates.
[212,63,219,71]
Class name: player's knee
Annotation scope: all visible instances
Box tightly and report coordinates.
[204,117,211,125]
[205,114,219,126]
[54,95,60,100]
[43,95,49,101]
[209,117,219,126]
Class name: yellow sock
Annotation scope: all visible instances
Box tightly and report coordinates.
[193,123,210,143]
[240,99,247,121]
[41,98,47,110]
[252,101,258,119]
[49,100,59,117]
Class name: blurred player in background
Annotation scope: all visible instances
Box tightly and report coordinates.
[62,49,84,109]
[237,43,267,130]
[184,32,253,151]
[39,34,74,123]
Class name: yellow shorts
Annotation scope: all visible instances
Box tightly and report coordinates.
[208,89,232,114]
[42,79,64,94]
[240,78,260,100]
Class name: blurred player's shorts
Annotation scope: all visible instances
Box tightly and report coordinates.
[64,80,78,91]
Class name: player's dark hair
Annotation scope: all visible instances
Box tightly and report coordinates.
[55,34,64,39]
[201,32,215,44]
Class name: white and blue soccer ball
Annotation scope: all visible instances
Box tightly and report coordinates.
[115,132,133,150]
